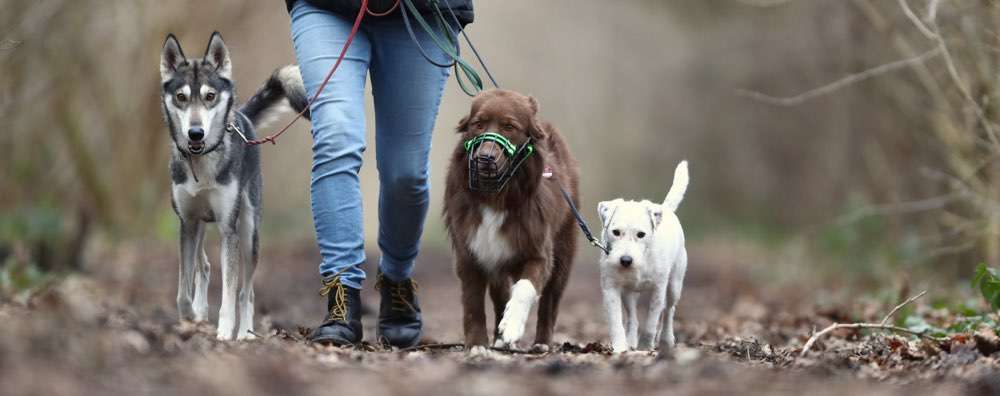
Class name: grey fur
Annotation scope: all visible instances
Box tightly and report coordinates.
[160,32,307,340]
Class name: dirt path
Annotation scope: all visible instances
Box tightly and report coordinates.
[1,243,996,395]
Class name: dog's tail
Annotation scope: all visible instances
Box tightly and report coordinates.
[662,160,689,212]
[239,65,311,129]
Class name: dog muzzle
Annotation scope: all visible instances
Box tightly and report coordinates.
[464,132,534,193]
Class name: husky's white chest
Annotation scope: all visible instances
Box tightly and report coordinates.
[467,207,514,270]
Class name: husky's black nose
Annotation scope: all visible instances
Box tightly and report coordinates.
[620,255,633,268]
[188,127,205,142]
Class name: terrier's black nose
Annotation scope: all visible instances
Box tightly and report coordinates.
[620,255,633,268]
[188,127,205,142]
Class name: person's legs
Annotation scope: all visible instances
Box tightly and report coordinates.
[368,18,451,283]
[290,0,371,345]
[365,16,453,348]
[290,0,371,290]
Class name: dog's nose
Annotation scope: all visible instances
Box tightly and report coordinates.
[620,255,633,268]
[476,153,497,162]
[188,127,205,142]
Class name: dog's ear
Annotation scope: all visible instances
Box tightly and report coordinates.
[456,115,470,134]
[645,201,664,230]
[598,199,623,225]
[526,95,548,141]
[160,34,186,81]
[203,31,232,79]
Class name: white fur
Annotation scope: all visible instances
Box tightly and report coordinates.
[495,279,538,348]
[467,207,513,271]
[598,161,689,353]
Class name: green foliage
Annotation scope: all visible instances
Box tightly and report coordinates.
[902,315,948,338]
[972,263,1000,311]
[0,256,53,298]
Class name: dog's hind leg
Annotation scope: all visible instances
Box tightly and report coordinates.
[535,223,577,347]
[192,223,210,323]
[177,219,201,322]
[625,291,640,349]
[534,267,568,347]
[488,277,510,340]
[639,285,667,350]
[236,204,258,341]
[659,249,687,351]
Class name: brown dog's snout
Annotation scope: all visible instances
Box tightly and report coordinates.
[473,140,509,171]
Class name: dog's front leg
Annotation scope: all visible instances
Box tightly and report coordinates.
[496,260,544,348]
[624,291,639,349]
[216,220,240,341]
[601,281,628,353]
[639,284,668,350]
[458,260,489,348]
[177,219,200,322]
[192,224,210,323]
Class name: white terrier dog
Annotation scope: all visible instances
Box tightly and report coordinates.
[598,161,688,353]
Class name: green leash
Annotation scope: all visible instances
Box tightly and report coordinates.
[400,0,487,96]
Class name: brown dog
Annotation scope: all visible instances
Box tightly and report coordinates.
[444,89,579,349]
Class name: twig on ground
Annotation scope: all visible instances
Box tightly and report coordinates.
[488,346,547,355]
[881,290,927,326]
[798,291,944,359]
[397,343,465,353]
[736,48,941,106]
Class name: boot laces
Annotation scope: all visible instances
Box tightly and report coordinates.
[375,274,418,313]
[318,271,349,322]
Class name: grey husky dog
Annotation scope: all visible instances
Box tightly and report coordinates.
[160,32,307,340]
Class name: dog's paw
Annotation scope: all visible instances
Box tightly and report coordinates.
[530,343,551,353]
[468,345,491,356]
[236,330,257,341]
[497,315,527,346]
[492,338,516,350]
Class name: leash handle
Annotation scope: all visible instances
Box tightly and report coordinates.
[247,0,370,146]
[555,182,609,255]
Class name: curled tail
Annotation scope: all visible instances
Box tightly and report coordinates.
[239,65,310,129]
[662,160,689,212]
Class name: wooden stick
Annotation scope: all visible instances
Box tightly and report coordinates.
[881,290,927,326]
[798,290,944,359]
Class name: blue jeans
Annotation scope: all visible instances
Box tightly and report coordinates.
[290,0,452,289]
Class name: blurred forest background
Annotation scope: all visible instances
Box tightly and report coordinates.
[2,0,999,294]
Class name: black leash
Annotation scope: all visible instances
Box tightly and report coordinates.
[556,183,609,255]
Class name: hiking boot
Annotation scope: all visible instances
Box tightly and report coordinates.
[310,275,363,346]
[375,272,422,348]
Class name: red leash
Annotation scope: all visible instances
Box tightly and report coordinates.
[249,0,400,146]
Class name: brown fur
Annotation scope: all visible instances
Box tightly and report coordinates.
[443,89,580,347]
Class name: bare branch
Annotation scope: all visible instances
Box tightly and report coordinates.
[737,48,941,106]
[798,322,946,358]
[799,290,943,359]
[880,290,927,326]
[898,0,937,39]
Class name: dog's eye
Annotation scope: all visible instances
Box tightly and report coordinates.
[205,92,216,101]
[612,230,621,237]
[637,232,646,239]
[175,92,188,102]
[502,123,515,131]
[472,121,484,130]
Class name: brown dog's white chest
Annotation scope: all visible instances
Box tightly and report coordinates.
[467,206,514,270]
